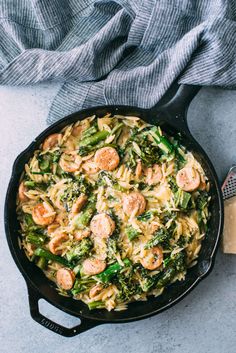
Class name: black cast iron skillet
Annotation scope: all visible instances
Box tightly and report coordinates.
[4,84,223,337]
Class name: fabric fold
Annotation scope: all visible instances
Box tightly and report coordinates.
[0,0,235,124]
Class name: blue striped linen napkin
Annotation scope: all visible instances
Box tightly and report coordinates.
[0,0,236,124]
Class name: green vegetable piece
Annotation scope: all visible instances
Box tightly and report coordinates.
[175,189,191,209]
[81,126,97,139]
[26,233,45,246]
[24,181,36,187]
[34,248,72,268]
[196,191,209,210]
[96,258,131,283]
[75,208,95,229]
[137,211,153,222]
[150,127,174,155]
[88,301,106,310]
[125,226,141,241]
[156,267,176,288]
[66,238,93,262]
[39,159,50,171]
[24,214,35,227]
[144,228,170,249]
[110,122,123,135]
[79,130,109,147]
[36,257,48,270]
[71,277,96,295]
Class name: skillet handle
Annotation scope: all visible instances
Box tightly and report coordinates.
[27,286,100,337]
[160,84,201,114]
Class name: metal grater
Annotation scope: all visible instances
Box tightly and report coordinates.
[222,165,236,200]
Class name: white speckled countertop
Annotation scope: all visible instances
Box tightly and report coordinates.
[0,85,236,352]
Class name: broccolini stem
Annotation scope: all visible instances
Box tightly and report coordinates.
[88,301,106,310]
[34,248,72,268]
[96,258,131,283]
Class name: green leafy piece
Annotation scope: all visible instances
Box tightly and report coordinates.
[34,248,72,268]
[156,267,177,288]
[66,238,93,262]
[96,259,131,283]
[149,126,174,155]
[144,228,170,249]
[36,257,48,270]
[175,189,191,209]
[137,211,153,222]
[125,226,141,241]
[196,191,209,210]
[26,232,46,246]
[24,214,35,227]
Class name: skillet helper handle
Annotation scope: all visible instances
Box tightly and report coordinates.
[27,286,99,337]
[161,84,201,114]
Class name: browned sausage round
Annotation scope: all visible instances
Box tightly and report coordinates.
[123,192,146,216]
[56,268,75,290]
[94,147,120,171]
[176,167,200,192]
[90,213,115,238]
[82,258,106,276]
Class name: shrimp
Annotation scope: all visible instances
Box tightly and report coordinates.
[82,159,99,175]
[82,258,106,276]
[59,151,82,173]
[140,246,163,270]
[71,194,88,215]
[90,213,115,238]
[135,160,142,179]
[94,147,120,171]
[56,268,75,290]
[89,284,103,298]
[123,192,146,216]
[42,133,62,151]
[144,164,162,185]
[18,182,29,202]
[48,233,68,255]
[32,202,55,226]
[176,167,200,192]
[71,120,90,137]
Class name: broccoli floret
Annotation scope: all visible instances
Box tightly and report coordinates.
[125,226,141,241]
[144,228,170,249]
[66,238,93,262]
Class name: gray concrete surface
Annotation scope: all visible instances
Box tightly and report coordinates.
[0,84,236,353]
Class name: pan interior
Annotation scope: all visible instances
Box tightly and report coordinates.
[5,105,222,322]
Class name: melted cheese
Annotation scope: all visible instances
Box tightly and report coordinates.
[223,196,236,254]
